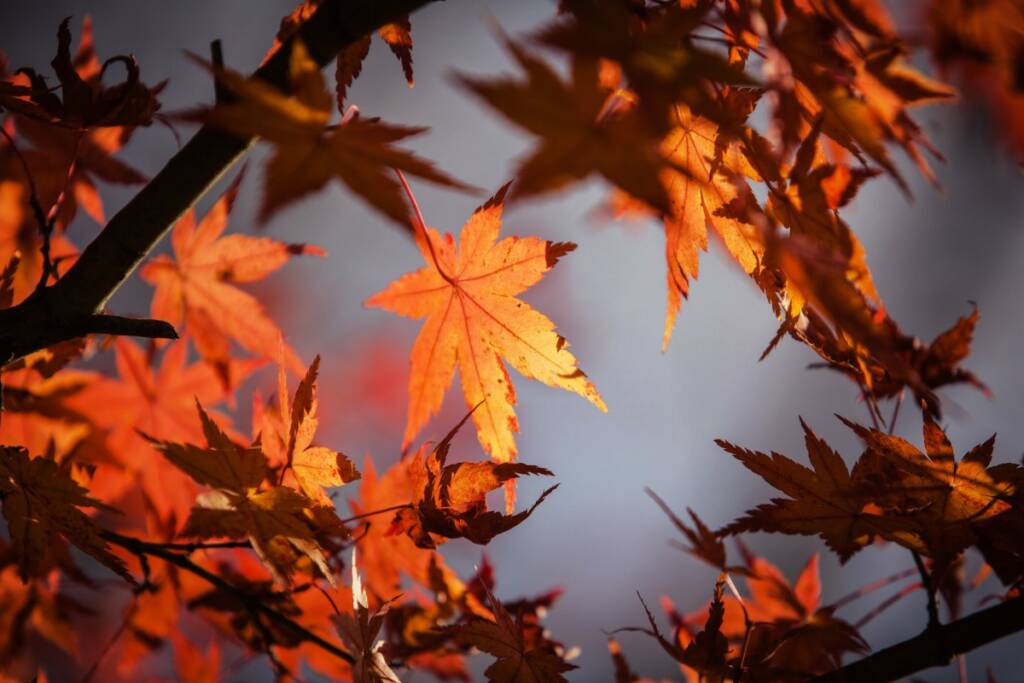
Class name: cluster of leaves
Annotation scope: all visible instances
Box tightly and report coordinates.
[0,0,1022,681]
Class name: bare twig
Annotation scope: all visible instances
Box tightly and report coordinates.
[339,503,412,525]
[100,530,356,666]
[829,567,918,611]
[912,552,942,631]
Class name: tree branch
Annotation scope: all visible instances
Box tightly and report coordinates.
[0,0,437,364]
[101,530,355,665]
[813,595,1024,682]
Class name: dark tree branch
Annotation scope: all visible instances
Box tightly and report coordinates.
[101,530,356,666]
[813,595,1024,683]
[0,0,437,364]
[79,314,178,340]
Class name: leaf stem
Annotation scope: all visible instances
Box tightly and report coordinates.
[394,168,456,284]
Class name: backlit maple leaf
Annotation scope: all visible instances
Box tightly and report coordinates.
[266,1,414,108]
[335,549,401,683]
[718,418,906,562]
[841,414,1018,565]
[352,452,461,602]
[141,173,323,379]
[391,412,557,548]
[148,401,335,584]
[0,17,161,129]
[658,104,763,349]
[452,584,577,682]
[196,40,471,224]
[366,185,605,509]
[456,42,675,213]
[263,355,360,502]
[65,338,257,521]
[0,445,128,581]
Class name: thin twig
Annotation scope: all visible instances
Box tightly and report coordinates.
[80,604,134,683]
[0,125,55,291]
[858,381,883,431]
[911,552,941,631]
[887,391,904,434]
[854,581,923,630]
[829,567,918,611]
[144,539,251,552]
[340,503,412,525]
[100,530,356,665]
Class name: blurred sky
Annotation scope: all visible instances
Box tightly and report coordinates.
[2,1,1024,680]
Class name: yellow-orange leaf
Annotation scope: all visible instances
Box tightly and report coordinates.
[659,104,763,349]
[366,185,606,508]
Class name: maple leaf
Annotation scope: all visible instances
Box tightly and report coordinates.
[141,172,323,380]
[266,355,360,501]
[645,488,726,571]
[762,5,953,192]
[0,445,129,581]
[65,338,256,521]
[352,452,432,599]
[0,366,93,460]
[335,549,401,683]
[927,0,1024,158]
[766,231,980,416]
[865,305,988,403]
[657,104,764,349]
[366,184,605,510]
[456,41,676,212]
[195,40,471,224]
[336,15,414,109]
[148,401,336,584]
[0,563,77,664]
[717,418,906,562]
[841,414,1018,565]
[452,585,577,682]
[535,0,754,132]
[607,637,645,683]
[5,17,149,229]
[17,120,148,229]
[267,1,414,108]
[731,552,869,678]
[391,411,558,548]
[2,18,161,128]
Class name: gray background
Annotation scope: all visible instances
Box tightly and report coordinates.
[2,1,1022,680]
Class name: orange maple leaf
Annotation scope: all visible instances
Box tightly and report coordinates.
[658,104,763,349]
[66,338,257,521]
[265,355,360,502]
[148,401,336,584]
[141,173,323,378]
[351,452,462,602]
[366,185,606,509]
